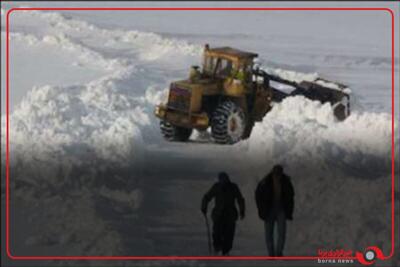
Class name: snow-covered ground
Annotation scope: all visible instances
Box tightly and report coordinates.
[1,2,399,267]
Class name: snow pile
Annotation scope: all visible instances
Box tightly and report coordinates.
[7,73,150,165]
[246,96,396,176]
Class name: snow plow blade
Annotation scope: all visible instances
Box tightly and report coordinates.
[261,70,351,120]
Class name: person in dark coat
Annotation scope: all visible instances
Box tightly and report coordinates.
[201,172,245,255]
[255,164,294,256]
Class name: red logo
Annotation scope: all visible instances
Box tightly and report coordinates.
[317,249,353,258]
[355,247,384,265]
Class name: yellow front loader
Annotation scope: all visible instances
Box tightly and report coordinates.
[155,44,350,144]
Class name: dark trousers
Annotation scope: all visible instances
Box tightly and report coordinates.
[212,217,236,255]
[264,209,286,256]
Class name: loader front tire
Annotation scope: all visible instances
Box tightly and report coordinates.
[211,101,245,144]
[332,96,350,121]
[160,121,192,142]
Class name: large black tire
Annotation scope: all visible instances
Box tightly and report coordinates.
[332,96,350,121]
[211,101,246,144]
[160,121,192,142]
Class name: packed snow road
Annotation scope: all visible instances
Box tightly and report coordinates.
[1,6,399,266]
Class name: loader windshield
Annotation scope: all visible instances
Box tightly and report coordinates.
[203,56,233,78]
[216,59,233,77]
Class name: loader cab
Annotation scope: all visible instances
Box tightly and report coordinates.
[202,45,257,82]
[203,55,233,79]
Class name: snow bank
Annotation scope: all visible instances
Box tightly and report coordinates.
[6,73,150,165]
[245,96,396,177]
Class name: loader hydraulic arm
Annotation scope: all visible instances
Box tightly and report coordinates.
[255,69,300,89]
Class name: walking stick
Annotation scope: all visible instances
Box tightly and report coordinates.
[204,214,212,255]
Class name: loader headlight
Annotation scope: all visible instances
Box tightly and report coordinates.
[195,116,209,126]
[154,106,166,118]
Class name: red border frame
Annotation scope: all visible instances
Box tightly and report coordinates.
[4,7,396,264]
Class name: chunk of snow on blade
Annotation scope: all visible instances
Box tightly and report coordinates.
[264,67,319,84]
[314,78,351,94]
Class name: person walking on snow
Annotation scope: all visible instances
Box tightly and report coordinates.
[201,172,245,255]
[255,164,295,256]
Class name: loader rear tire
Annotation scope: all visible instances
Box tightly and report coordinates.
[160,121,192,142]
[211,101,245,144]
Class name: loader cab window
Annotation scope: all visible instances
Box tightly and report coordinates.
[204,56,217,75]
[244,63,253,75]
[216,59,233,78]
[204,56,233,78]
[237,63,253,83]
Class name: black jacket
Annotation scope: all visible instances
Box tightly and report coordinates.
[201,181,245,221]
[255,173,294,221]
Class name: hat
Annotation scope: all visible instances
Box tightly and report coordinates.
[218,172,230,183]
[272,164,283,174]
